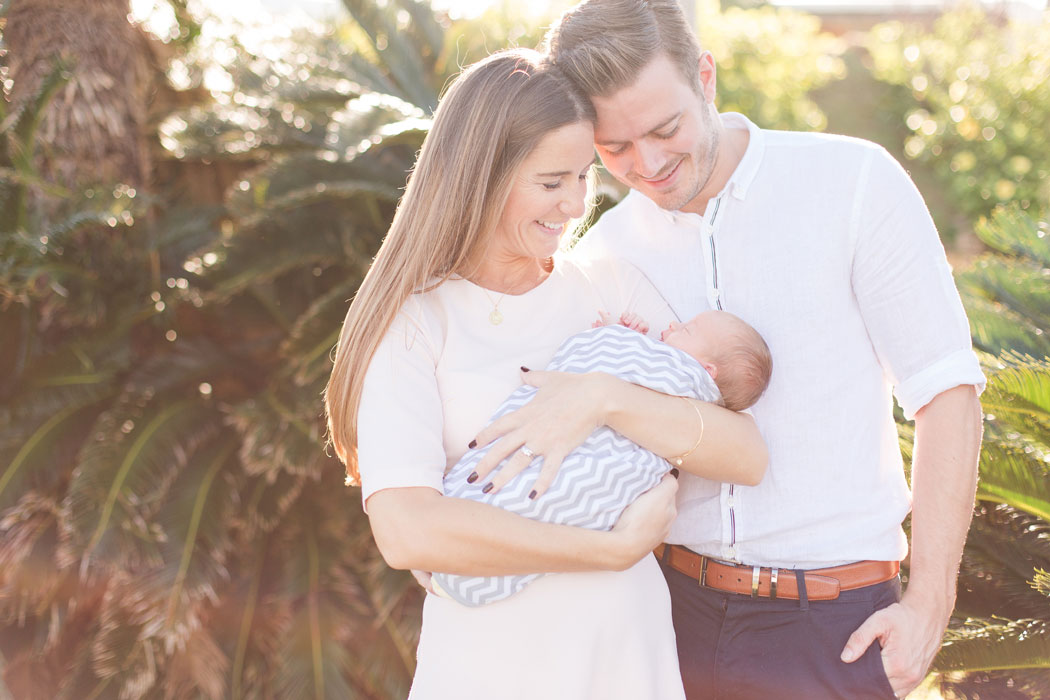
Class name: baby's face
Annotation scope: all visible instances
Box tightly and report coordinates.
[660,311,726,364]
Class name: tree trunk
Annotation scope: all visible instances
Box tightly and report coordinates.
[5,0,155,190]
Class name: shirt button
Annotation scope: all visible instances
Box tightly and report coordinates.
[726,546,738,560]
[726,496,736,507]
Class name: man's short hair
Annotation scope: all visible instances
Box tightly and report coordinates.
[543,0,703,98]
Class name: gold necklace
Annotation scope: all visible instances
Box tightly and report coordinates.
[472,258,553,326]
[479,287,506,325]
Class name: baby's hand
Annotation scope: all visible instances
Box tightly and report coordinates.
[619,312,650,335]
[592,310,616,328]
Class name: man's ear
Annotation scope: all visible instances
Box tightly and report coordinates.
[698,51,717,104]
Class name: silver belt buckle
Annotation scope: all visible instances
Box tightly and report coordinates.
[699,556,709,587]
[748,566,780,599]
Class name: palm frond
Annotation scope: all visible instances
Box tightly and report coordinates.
[61,400,220,570]
[2,569,108,700]
[149,204,226,265]
[252,178,401,221]
[0,57,72,232]
[2,56,71,158]
[1032,568,1050,599]
[962,293,1050,359]
[341,0,441,111]
[121,337,235,399]
[322,94,426,160]
[223,155,402,221]
[957,505,1050,620]
[211,532,293,700]
[982,353,1050,423]
[272,602,354,700]
[271,485,362,700]
[0,493,65,620]
[0,402,99,513]
[237,469,306,537]
[958,259,1050,344]
[974,206,1050,268]
[227,386,333,478]
[138,437,240,644]
[196,217,343,302]
[939,668,1050,700]
[934,618,1050,673]
[89,583,158,700]
[280,278,357,387]
[163,624,228,700]
[1,344,120,514]
[0,301,32,399]
[7,343,123,425]
[347,552,420,695]
[976,441,1050,522]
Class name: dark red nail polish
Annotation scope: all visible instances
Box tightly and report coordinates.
[467,472,478,483]
[670,468,680,479]
[529,490,537,500]
[482,483,494,494]
[468,439,477,449]
[520,366,530,372]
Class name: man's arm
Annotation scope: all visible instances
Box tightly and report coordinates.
[841,384,982,697]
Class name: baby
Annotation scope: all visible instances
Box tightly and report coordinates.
[434,310,772,606]
[611,309,771,412]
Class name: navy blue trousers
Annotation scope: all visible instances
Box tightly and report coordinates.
[659,558,900,700]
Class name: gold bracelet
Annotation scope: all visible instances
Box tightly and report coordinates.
[672,397,705,467]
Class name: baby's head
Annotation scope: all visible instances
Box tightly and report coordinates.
[660,311,772,411]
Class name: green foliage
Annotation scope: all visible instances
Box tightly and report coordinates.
[0,57,73,232]
[939,206,1050,697]
[703,6,847,131]
[1,3,428,697]
[441,0,558,69]
[867,7,1050,219]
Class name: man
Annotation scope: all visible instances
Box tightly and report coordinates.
[542,1,985,697]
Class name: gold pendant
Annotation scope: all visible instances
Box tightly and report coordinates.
[489,308,503,325]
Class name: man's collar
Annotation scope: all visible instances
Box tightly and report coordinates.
[720,112,764,202]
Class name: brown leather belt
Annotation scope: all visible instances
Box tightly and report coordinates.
[654,544,899,601]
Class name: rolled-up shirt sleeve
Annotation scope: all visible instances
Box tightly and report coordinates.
[850,146,985,420]
[357,303,447,509]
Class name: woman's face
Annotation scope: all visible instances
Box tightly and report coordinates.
[490,121,596,263]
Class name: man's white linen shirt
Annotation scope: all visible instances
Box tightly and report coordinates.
[574,113,986,569]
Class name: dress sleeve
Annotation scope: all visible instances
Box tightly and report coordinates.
[850,146,986,420]
[356,299,447,509]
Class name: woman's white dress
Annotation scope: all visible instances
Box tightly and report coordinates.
[357,254,685,700]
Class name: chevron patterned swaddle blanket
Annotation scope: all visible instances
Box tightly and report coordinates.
[433,324,721,606]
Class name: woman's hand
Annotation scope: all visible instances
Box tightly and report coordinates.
[470,369,615,497]
[608,473,679,569]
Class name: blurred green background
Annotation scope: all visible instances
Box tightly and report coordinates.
[1,1,1048,697]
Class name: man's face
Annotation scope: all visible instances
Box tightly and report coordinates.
[591,53,722,213]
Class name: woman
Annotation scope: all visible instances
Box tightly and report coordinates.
[325,49,765,698]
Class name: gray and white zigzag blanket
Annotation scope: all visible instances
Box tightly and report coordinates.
[434,324,721,607]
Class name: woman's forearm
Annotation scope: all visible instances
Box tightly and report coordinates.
[598,374,768,485]
[367,487,648,576]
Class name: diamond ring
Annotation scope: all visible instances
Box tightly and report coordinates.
[520,445,536,459]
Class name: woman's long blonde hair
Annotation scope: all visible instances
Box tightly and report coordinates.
[325,49,595,484]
